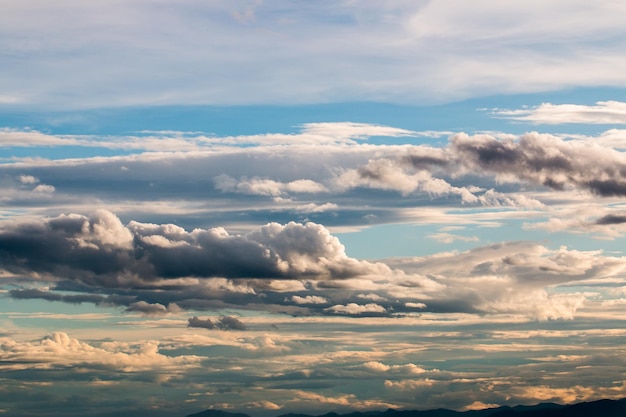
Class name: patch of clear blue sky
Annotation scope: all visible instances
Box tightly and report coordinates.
[2,87,625,142]
[0,296,121,330]
[336,219,626,260]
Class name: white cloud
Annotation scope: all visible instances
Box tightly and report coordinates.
[325,303,386,315]
[32,184,55,193]
[362,361,428,375]
[3,2,626,108]
[300,122,418,141]
[524,205,626,239]
[0,332,201,372]
[214,175,328,197]
[245,400,282,410]
[289,295,329,305]
[357,293,386,302]
[405,302,427,309]
[18,175,39,184]
[492,101,626,124]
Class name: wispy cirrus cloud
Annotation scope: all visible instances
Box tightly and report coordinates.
[2,2,626,109]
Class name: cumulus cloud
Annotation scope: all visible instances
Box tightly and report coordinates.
[335,158,472,198]
[187,316,216,329]
[218,315,247,331]
[325,303,387,315]
[125,301,182,316]
[362,361,428,375]
[0,210,389,288]
[0,332,200,372]
[18,175,39,184]
[334,155,544,209]
[32,184,55,193]
[385,241,626,320]
[289,295,329,305]
[214,174,327,196]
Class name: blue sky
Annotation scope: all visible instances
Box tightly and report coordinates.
[3,2,626,417]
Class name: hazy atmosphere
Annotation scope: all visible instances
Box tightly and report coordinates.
[2,1,626,416]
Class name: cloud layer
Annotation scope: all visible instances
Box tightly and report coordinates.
[2,2,626,108]
[4,209,625,322]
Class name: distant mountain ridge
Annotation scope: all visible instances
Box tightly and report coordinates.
[186,398,626,417]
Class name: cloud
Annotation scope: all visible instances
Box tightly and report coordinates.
[218,315,247,331]
[450,132,626,196]
[3,2,626,108]
[595,214,626,225]
[6,128,625,240]
[125,301,182,316]
[361,361,428,375]
[289,295,329,305]
[187,316,216,329]
[214,175,327,196]
[325,303,387,316]
[0,332,200,372]
[384,241,626,320]
[245,400,282,410]
[0,210,390,287]
[299,122,419,141]
[1,122,414,153]
[524,206,626,239]
[32,184,55,193]
[334,154,545,209]
[187,316,247,330]
[18,175,39,184]
[492,101,626,124]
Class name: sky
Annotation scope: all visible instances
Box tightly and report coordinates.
[2,1,626,416]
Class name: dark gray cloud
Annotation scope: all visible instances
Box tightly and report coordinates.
[0,210,387,288]
[188,316,215,329]
[124,301,181,316]
[595,214,626,225]
[9,288,106,305]
[217,315,247,330]
[188,315,247,330]
[450,132,626,196]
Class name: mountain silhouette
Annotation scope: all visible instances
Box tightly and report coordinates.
[186,398,626,417]
[187,410,252,417]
